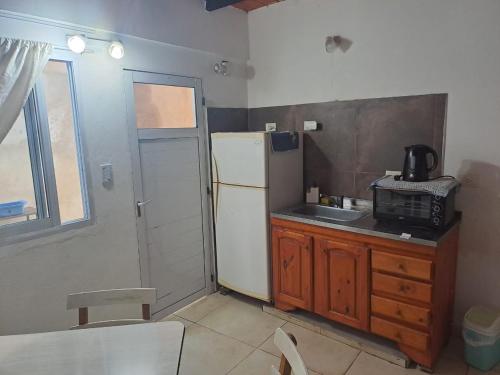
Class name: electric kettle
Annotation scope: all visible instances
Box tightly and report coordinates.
[402,144,438,182]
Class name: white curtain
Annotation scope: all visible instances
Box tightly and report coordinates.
[0,38,52,143]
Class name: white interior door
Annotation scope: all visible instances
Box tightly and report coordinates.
[125,71,214,318]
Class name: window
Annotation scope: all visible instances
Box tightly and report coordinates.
[133,83,196,129]
[0,59,89,240]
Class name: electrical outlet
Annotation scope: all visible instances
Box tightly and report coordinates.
[265,123,277,132]
[304,121,318,131]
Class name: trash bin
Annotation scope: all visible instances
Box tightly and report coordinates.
[463,306,500,371]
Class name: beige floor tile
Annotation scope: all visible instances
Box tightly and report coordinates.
[178,323,254,375]
[346,352,414,375]
[198,297,286,347]
[228,349,280,375]
[228,349,321,375]
[160,314,193,327]
[468,368,495,375]
[260,322,360,375]
[175,292,231,322]
[432,355,468,375]
[347,352,468,375]
[442,336,465,361]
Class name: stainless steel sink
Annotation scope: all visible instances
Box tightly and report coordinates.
[292,204,368,222]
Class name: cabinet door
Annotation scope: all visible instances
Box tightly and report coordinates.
[315,238,369,330]
[272,227,313,311]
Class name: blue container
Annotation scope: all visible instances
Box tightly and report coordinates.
[0,200,27,217]
[463,306,500,371]
[464,332,500,372]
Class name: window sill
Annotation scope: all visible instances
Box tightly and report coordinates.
[0,218,93,248]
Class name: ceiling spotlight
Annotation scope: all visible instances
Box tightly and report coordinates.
[67,35,86,54]
[108,41,125,59]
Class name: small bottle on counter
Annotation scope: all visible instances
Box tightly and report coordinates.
[306,185,320,204]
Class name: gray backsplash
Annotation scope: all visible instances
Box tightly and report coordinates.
[207,107,248,135]
[208,94,447,200]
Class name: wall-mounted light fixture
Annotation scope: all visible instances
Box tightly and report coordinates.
[67,34,125,59]
[108,41,125,59]
[325,35,353,53]
[67,35,86,54]
[214,60,229,76]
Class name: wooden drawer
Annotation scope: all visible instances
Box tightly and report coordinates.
[371,295,431,329]
[372,272,432,304]
[372,250,433,281]
[371,316,430,352]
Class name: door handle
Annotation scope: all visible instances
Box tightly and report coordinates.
[137,200,152,207]
[136,200,152,217]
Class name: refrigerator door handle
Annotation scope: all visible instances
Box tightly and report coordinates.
[211,154,220,221]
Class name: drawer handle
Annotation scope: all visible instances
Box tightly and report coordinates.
[395,332,402,341]
[398,263,407,272]
[399,284,411,293]
[396,309,403,317]
[283,255,295,270]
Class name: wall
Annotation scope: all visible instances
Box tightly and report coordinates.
[0,2,248,334]
[207,108,249,135]
[249,94,447,199]
[247,0,500,324]
[0,0,248,60]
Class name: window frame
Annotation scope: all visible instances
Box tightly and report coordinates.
[0,52,92,246]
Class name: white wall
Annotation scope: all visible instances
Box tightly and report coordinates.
[247,0,500,323]
[0,3,248,334]
[0,0,249,60]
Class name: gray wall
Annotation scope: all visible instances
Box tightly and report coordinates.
[207,108,249,135]
[0,6,248,335]
[249,94,447,199]
[247,0,500,324]
[0,0,249,60]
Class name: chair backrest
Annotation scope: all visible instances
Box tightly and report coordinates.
[270,328,309,375]
[67,288,156,329]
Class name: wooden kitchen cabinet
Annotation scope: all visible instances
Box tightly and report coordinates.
[271,217,459,371]
[271,227,313,311]
[314,238,369,330]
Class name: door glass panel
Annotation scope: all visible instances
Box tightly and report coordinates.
[42,60,85,223]
[0,112,39,226]
[133,83,196,129]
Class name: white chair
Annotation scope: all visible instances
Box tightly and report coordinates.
[67,288,156,329]
[271,327,309,375]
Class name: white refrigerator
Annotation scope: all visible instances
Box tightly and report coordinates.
[211,132,303,301]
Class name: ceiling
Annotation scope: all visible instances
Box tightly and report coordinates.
[232,0,282,12]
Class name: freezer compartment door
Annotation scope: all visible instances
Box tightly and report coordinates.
[215,183,271,301]
[211,132,268,188]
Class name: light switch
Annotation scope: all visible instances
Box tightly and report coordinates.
[101,163,113,189]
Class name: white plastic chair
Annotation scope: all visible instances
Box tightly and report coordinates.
[67,288,156,329]
[271,327,309,375]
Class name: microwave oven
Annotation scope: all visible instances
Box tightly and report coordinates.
[372,187,457,229]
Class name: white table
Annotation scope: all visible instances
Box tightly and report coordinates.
[0,321,185,375]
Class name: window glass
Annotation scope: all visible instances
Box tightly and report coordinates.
[0,112,39,226]
[133,83,196,129]
[42,61,85,223]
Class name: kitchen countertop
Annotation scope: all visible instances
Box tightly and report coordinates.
[271,205,461,247]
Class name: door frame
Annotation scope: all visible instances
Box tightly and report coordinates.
[123,70,216,318]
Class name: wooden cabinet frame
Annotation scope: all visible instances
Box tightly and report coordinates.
[271,217,459,371]
[272,227,313,311]
[314,238,369,331]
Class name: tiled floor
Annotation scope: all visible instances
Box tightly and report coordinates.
[162,292,499,375]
